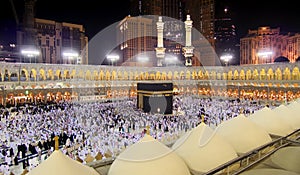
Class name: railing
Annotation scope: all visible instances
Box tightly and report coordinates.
[0,145,63,167]
[202,129,300,175]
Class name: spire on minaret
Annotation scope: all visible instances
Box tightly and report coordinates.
[146,125,150,135]
[53,136,59,150]
[155,16,166,67]
[183,14,194,67]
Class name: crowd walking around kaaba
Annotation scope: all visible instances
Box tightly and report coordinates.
[0,96,272,175]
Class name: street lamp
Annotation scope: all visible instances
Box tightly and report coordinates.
[63,51,79,64]
[21,49,40,63]
[257,51,273,64]
[106,54,119,66]
[137,56,149,67]
[165,55,179,66]
[220,54,233,66]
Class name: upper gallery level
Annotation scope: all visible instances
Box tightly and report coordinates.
[0,62,299,90]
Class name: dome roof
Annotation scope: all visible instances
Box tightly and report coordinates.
[270,146,300,174]
[27,150,100,175]
[108,134,190,175]
[272,104,300,130]
[248,107,294,136]
[240,168,299,175]
[215,114,272,154]
[172,123,238,173]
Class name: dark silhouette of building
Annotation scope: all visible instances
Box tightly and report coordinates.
[214,0,239,65]
[17,0,88,64]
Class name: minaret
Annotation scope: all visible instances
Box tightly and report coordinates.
[182,15,194,67]
[155,16,166,67]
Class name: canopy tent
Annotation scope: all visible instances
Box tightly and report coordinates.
[239,168,299,175]
[286,101,300,120]
[172,123,238,173]
[269,146,300,174]
[272,104,300,130]
[240,146,300,175]
[108,134,190,175]
[27,150,100,175]
[215,114,272,155]
[248,107,294,137]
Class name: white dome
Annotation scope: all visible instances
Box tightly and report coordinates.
[215,114,272,154]
[240,168,300,175]
[27,150,100,175]
[270,146,300,174]
[248,107,294,136]
[108,134,190,175]
[272,104,300,130]
[172,123,238,173]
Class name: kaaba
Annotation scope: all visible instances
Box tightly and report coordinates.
[137,82,173,114]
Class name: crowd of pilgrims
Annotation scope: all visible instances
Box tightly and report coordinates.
[0,95,272,174]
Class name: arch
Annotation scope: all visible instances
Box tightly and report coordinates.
[70,69,76,79]
[46,92,55,102]
[123,71,129,80]
[210,71,216,80]
[161,71,167,80]
[186,70,191,80]
[39,68,46,80]
[292,67,300,80]
[233,70,239,80]
[111,70,117,80]
[283,67,291,80]
[267,68,274,80]
[253,69,259,80]
[93,70,99,80]
[47,69,54,80]
[29,69,37,81]
[167,71,173,80]
[180,71,185,79]
[198,70,203,79]
[99,70,104,80]
[55,70,62,80]
[260,68,266,80]
[21,68,29,81]
[64,70,70,79]
[139,72,145,80]
[134,71,139,80]
[275,68,282,80]
[174,71,179,80]
[117,71,123,80]
[239,69,245,80]
[246,69,252,80]
[105,70,111,80]
[192,70,197,80]
[227,70,233,80]
[222,72,227,80]
[204,70,209,79]
[10,72,18,81]
[144,71,149,80]
[4,69,10,81]
[129,71,134,80]
[216,72,222,80]
[85,70,92,80]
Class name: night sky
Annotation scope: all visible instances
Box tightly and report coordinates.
[1,0,300,44]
